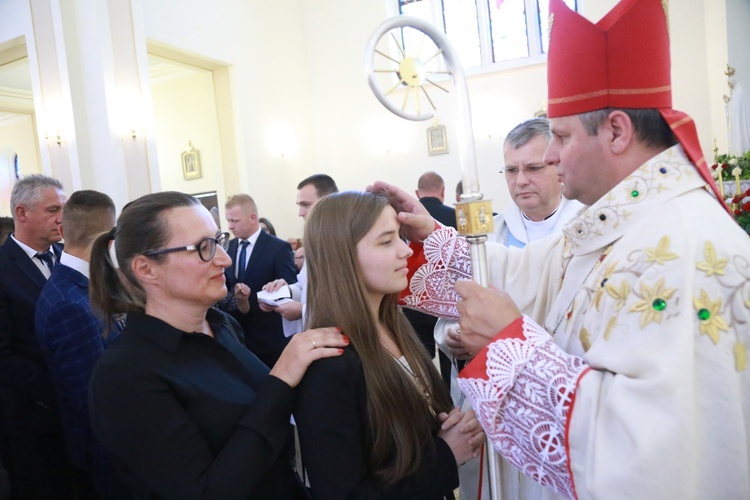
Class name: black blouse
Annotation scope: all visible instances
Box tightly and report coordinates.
[294,347,458,499]
[89,308,307,499]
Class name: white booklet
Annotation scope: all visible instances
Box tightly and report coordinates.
[256,287,292,307]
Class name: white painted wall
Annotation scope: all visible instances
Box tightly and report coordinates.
[1,0,747,236]
[150,67,226,221]
[142,0,316,240]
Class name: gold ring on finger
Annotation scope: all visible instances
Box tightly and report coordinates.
[312,338,317,349]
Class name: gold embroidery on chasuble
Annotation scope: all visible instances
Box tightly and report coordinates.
[579,327,591,352]
[692,238,750,371]
[735,342,747,372]
[560,152,688,349]
[693,290,729,345]
[603,317,617,341]
[629,278,677,328]
[593,263,618,311]
[644,236,678,265]
[604,279,630,312]
[696,241,727,277]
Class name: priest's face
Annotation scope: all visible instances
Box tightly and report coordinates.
[503,135,561,221]
[545,115,609,206]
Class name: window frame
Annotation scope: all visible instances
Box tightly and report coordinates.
[396,0,576,73]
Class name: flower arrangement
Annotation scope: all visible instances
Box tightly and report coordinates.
[711,150,750,236]
[712,150,750,180]
[729,187,750,235]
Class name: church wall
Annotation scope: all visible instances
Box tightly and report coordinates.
[150,68,226,212]
[141,0,317,240]
[0,0,741,235]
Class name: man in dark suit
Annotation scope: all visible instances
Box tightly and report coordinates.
[0,174,73,498]
[224,194,298,368]
[35,190,130,499]
[404,171,457,388]
[414,171,458,228]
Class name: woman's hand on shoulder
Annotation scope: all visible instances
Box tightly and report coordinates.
[270,327,349,387]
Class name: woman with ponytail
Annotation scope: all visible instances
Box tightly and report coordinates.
[88,191,348,499]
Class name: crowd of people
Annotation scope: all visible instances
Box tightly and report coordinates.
[0,171,484,499]
[0,0,748,498]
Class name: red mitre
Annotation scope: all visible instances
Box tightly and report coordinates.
[547,0,730,213]
[547,0,671,116]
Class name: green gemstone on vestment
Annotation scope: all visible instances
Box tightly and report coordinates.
[631,190,639,197]
[652,298,666,311]
[698,308,711,321]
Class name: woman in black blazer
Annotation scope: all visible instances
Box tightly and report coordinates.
[88,192,348,499]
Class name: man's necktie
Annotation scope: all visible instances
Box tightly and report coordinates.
[237,240,249,279]
[35,251,55,273]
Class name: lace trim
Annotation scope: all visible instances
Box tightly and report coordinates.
[403,227,470,319]
[458,316,589,499]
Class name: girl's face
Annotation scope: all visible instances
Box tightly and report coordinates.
[356,206,413,311]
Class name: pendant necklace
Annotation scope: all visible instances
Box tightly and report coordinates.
[383,345,436,417]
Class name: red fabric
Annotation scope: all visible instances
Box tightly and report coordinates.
[659,109,732,215]
[399,240,426,306]
[399,222,442,305]
[458,316,526,382]
[547,0,671,117]
[547,0,731,214]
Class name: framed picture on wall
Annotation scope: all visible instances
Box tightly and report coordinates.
[427,125,448,155]
[192,191,220,229]
[182,142,202,180]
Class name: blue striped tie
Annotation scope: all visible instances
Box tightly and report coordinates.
[237,240,249,278]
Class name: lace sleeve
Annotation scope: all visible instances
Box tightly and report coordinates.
[402,227,472,319]
[458,316,590,499]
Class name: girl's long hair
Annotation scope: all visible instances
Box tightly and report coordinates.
[305,191,453,484]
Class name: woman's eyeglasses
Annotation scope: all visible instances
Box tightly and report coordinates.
[143,232,230,262]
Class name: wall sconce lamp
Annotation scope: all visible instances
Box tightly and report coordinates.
[44,131,62,146]
[128,128,147,141]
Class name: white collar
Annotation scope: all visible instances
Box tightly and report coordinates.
[60,251,90,279]
[241,227,262,247]
[11,234,52,259]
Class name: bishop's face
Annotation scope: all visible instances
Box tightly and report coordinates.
[545,115,609,206]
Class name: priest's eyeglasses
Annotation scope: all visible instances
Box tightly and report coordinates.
[500,164,549,177]
[143,232,230,262]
